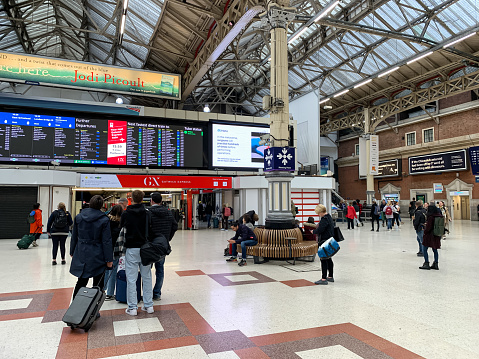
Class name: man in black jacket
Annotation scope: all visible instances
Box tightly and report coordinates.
[120,190,154,316]
[149,192,178,300]
[413,200,427,257]
[226,221,257,267]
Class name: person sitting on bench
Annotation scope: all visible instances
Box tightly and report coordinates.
[226,220,258,267]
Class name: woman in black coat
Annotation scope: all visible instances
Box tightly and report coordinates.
[70,195,113,299]
[105,204,123,300]
[47,202,73,265]
[370,200,380,232]
[419,203,443,270]
[313,204,335,285]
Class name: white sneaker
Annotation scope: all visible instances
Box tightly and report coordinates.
[125,308,138,316]
[142,306,154,314]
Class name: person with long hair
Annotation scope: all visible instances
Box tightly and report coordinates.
[47,202,73,265]
[419,202,443,270]
[105,204,123,300]
[313,204,335,285]
[303,217,316,241]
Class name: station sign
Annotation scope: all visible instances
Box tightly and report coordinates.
[79,174,232,189]
[264,147,295,172]
[0,51,181,99]
[408,149,467,175]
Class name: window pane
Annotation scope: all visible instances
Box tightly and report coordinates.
[424,129,433,143]
[406,133,415,146]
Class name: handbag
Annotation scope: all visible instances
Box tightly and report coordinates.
[333,226,344,242]
[140,213,170,266]
[318,237,340,259]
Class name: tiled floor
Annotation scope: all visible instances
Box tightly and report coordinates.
[0,220,478,358]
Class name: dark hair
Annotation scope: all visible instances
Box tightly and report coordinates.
[412,197,416,201]
[89,195,104,210]
[307,216,315,224]
[427,204,437,216]
[110,204,123,218]
[352,201,357,205]
[243,214,251,223]
[150,192,162,204]
[33,203,40,209]
[230,221,240,228]
[132,190,144,204]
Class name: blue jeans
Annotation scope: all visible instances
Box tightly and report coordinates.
[423,246,438,263]
[232,239,258,259]
[416,229,424,253]
[125,248,153,310]
[153,257,165,298]
[104,257,119,296]
[206,214,212,228]
[387,218,393,229]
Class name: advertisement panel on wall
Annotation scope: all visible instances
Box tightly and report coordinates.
[369,135,379,175]
[409,149,467,175]
[210,121,270,169]
[0,51,181,99]
[320,156,329,175]
[360,159,400,179]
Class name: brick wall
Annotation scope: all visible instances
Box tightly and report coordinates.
[438,92,471,109]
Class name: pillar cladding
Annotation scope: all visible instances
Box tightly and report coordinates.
[260,2,296,229]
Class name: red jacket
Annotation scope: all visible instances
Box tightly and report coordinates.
[30,209,43,234]
[346,206,357,219]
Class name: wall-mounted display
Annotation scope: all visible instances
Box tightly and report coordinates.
[409,150,467,175]
[0,110,205,168]
[210,121,270,170]
[360,159,400,179]
[468,146,479,175]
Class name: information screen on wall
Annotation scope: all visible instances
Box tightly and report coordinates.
[409,149,467,175]
[0,110,205,168]
[468,146,479,175]
[210,122,270,169]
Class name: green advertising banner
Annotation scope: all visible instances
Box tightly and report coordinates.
[0,51,181,99]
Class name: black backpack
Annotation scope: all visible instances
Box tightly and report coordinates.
[53,210,68,229]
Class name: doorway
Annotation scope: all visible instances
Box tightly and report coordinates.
[453,196,470,220]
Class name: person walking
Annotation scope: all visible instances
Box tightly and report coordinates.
[313,204,335,285]
[438,201,451,239]
[70,195,113,300]
[29,203,43,247]
[356,199,363,226]
[409,198,416,221]
[352,201,361,228]
[419,203,443,270]
[205,202,213,228]
[346,202,357,230]
[149,192,178,301]
[120,190,154,316]
[383,201,395,231]
[370,199,380,232]
[47,202,73,265]
[104,204,123,301]
[393,201,402,226]
[380,199,386,227]
[222,204,231,230]
[413,200,426,257]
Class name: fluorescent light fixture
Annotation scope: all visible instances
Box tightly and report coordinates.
[123,0,129,11]
[115,97,123,104]
[203,104,211,113]
[288,27,309,44]
[313,0,340,22]
[333,89,349,98]
[354,78,372,89]
[120,14,126,34]
[267,56,271,62]
[407,51,433,65]
[443,33,475,48]
[378,66,399,78]
[319,98,330,104]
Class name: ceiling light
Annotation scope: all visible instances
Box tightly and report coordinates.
[115,97,123,104]
[203,104,211,113]
[333,89,349,98]
[313,0,340,22]
[120,14,126,34]
[443,33,475,48]
[378,66,399,78]
[323,105,333,110]
[354,78,372,88]
[407,51,433,65]
[288,27,309,44]
[319,98,330,104]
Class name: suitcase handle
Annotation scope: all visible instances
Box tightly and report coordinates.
[93,268,113,291]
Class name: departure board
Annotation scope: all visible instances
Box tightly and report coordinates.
[0,110,205,168]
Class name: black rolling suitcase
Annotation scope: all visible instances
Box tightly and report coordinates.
[63,272,110,332]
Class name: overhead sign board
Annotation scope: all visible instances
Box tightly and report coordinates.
[0,51,181,99]
[264,147,295,172]
[468,146,479,175]
[409,149,467,175]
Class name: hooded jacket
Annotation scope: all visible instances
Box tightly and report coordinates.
[413,206,427,231]
[232,224,257,244]
[30,209,42,234]
[149,204,178,241]
[120,203,150,248]
[70,208,113,278]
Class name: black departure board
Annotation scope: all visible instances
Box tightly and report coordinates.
[0,110,205,168]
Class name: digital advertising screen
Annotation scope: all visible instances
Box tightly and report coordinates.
[210,121,270,169]
[0,110,205,168]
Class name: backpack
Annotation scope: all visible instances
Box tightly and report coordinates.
[224,207,231,217]
[385,206,392,216]
[53,210,68,229]
[27,210,36,224]
[374,205,379,216]
[433,216,445,237]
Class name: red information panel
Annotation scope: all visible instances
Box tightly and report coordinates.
[107,120,127,165]
[116,175,232,189]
